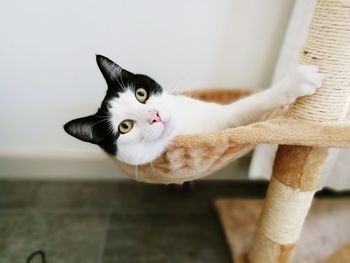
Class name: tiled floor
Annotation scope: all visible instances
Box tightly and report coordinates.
[0,180,346,263]
[0,180,270,263]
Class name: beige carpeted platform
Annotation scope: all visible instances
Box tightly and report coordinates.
[215,199,350,263]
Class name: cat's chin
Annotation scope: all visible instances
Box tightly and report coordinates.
[158,121,176,141]
[116,132,176,166]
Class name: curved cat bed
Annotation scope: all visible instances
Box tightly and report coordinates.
[111,88,350,184]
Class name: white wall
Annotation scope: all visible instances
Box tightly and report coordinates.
[0,0,294,178]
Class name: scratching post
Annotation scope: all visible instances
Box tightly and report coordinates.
[248,0,350,262]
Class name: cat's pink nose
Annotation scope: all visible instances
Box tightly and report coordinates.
[147,110,162,124]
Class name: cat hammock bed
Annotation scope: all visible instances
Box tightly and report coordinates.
[113,87,350,184]
[113,0,350,262]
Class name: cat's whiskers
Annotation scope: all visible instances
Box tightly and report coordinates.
[143,127,161,142]
[95,108,112,118]
[167,71,189,95]
[106,122,115,134]
[172,69,209,96]
[167,69,199,95]
[120,72,127,90]
[91,118,109,127]
[114,74,127,90]
[94,115,110,119]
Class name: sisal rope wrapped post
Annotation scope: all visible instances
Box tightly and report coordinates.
[248,0,350,262]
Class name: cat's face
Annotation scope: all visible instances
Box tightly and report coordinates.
[64,55,177,165]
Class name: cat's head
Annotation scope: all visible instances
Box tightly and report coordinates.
[64,55,176,165]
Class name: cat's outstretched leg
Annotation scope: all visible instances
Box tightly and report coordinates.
[226,65,323,126]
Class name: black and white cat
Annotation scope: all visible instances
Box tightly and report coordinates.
[64,55,323,165]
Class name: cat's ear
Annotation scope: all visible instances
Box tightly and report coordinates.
[96,55,133,87]
[64,115,103,144]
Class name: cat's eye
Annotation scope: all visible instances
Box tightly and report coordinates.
[135,88,148,103]
[118,120,134,134]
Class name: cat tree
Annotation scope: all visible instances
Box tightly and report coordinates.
[113,0,350,261]
[216,0,350,262]
[248,0,350,261]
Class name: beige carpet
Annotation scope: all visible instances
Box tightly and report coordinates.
[215,199,350,263]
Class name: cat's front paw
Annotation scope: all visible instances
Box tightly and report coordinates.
[280,64,324,104]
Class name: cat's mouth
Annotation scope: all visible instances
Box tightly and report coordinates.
[159,121,173,139]
[144,119,175,142]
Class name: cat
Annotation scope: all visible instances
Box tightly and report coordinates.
[64,55,323,165]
